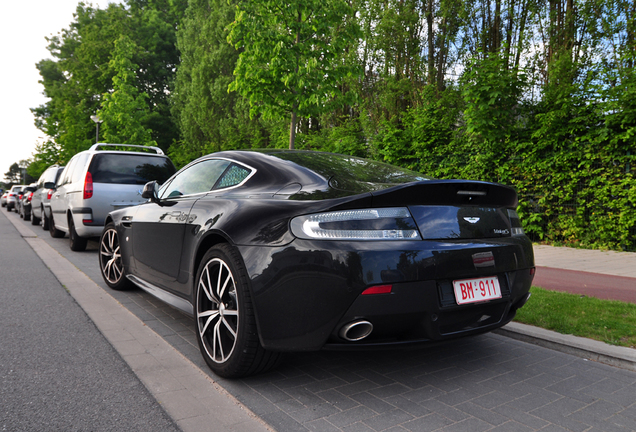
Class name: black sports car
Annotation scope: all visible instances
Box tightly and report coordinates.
[99,150,534,378]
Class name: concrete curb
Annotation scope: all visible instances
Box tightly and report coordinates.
[494,321,636,372]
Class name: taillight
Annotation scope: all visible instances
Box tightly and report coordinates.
[27,192,33,202]
[361,285,393,295]
[47,189,54,200]
[290,208,421,241]
[84,172,93,199]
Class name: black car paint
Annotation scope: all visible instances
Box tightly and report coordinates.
[106,150,534,352]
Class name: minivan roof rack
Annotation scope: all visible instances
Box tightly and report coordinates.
[89,143,164,155]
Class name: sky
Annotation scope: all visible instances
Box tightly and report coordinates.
[0,0,121,184]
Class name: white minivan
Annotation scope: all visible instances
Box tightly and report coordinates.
[49,144,176,251]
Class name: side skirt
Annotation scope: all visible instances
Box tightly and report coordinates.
[127,274,194,317]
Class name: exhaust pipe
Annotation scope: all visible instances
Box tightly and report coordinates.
[339,320,373,341]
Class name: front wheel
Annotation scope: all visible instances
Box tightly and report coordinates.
[195,244,280,378]
[99,223,132,290]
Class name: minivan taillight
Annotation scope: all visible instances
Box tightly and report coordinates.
[84,172,93,199]
[47,189,54,200]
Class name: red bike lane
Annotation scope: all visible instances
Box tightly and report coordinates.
[533,266,636,304]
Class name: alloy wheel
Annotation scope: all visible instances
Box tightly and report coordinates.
[100,228,124,285]
[197,258,239,364]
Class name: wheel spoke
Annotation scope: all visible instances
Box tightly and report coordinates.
[199,311,220,337]
[221,317,237,338]
[214,320,225,361]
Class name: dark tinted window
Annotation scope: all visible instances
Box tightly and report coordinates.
[267,151,431,192]
[216,164,251,189]
[88,154,176,185]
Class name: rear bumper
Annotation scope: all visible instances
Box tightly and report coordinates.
[70,210,104,238]
[324,268,533,350]
[240,236,534,352]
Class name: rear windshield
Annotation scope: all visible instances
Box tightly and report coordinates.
[266,151,431,192]
[88,154,176,185]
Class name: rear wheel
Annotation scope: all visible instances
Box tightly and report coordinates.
[31,211,39,225]
[195,244,280,378]
[69,217,88,251]
[49,212,65,238]
[42,208,50,230]
[99,223,132,290]
[24,207,31,221]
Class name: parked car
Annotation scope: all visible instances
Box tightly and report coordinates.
[31,164,65,229]
[5,185,26,212]
[98,150,535,378]
[50,144,176,251]
[18,184,37,221]
[1,190,8,207]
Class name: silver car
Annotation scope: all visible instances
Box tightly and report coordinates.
[5,185,26,212]
[31,164,65,229]
[49,144,176,251]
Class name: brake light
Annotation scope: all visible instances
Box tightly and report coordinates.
[47,189,54,200]
[361,285,393,295]
[27,192,33,202]
[84,172,93,199]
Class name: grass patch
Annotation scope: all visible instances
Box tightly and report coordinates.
[514,287,636,348]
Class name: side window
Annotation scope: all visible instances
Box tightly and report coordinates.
[37,169,49,189]
[159,159,231,199]
[59,158,77,186]
[215,164,251,189]
[71,153,90,183]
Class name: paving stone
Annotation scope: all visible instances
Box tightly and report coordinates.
[402,413,454,432]
[350,392,396,414]
[361,409,414,431]
[326,406,378,428]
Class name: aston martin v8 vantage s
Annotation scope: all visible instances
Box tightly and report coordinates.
[99,150,535,378]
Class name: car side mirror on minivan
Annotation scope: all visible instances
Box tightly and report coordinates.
[142,181,159,203]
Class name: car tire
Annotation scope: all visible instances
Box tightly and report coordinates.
[195,244,281,378]
[69,217,88,251]
[31,212,40,225]
[24,208,31,221]
[99,223,133,290]
[42,208,50,231]
[49,213,65,238]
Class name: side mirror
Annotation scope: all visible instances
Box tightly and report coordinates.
[142,181,159,203]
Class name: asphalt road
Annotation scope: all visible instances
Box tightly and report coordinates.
[0,210,180,431]
[3,208,636,432]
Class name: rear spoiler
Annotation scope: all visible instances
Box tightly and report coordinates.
[370,180,518,208]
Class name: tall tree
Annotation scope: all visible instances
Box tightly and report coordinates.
[170,0,267,167]
[227,0,362,149]
[31,1,186,164]
[98,35,154,145]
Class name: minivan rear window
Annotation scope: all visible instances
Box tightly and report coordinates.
[88,154,176,185]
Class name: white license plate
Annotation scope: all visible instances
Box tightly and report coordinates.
[453,276,502,305]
